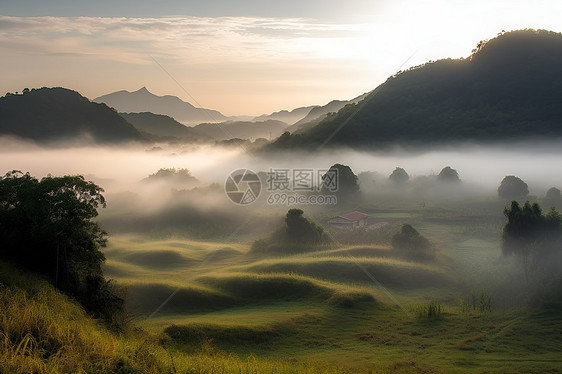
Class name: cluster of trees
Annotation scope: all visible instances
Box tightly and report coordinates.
[321,164,359,201]
[142,168,200,186]
[391,224,430,251]
[252,209,325,253]
[497,176,561,208]
[0,171,124,326]
[283,209,324,244]
[319,164,462,201]
[388,166,460,185]
[502,200,562,285]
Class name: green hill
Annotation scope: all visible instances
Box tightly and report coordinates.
[268,29,562,150]
[0,87,145,144]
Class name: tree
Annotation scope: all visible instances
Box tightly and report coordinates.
[284,208,324,244]
[437,166,460,183]
[543,187,562,209]
[502,200,562,283]
[391,224,430,251]
[546,187,561,200]
[0,171,123,323]
[389,167,409,184]
[322,164,359,199]
[498,176,529,199]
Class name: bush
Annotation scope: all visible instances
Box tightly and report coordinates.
[391,224,430,251]
[252,209,326,253]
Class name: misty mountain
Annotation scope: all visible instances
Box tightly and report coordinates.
[269,29,562,149]
[120,112,198,139]
[285,92,371,134]
[94,87,228,125]
[253,106,315,125]
[0,87,145,143]
[121,111,286,141]
[192,120,287,141]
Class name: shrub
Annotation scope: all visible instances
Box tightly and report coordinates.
[251,209,326,254]
[391,224,430,251]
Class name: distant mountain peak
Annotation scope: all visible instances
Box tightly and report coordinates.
[135,86,151,94]
[94,88,228,125]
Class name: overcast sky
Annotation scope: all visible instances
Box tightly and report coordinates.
[2,0,561,115]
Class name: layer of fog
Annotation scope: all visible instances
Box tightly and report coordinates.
[2,137,562,197]
[4,137,561,308]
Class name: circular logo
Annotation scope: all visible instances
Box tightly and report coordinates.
[225,169,261,205]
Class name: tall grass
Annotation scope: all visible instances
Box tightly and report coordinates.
[0,261,356,373]
[411,300,444,319]
[0,283,116,372]
[461,289,493,313]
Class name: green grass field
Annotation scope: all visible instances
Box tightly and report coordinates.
[2,198,562,373]
[97,200,561,373]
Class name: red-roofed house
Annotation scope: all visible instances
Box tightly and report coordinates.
[328,211,369,229]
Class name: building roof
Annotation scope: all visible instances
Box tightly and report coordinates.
[338,211,369,222]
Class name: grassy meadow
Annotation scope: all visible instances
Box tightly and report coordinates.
[98,197,561,373]
[2,195,562,373]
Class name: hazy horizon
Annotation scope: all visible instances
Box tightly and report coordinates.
[2,138,561,198]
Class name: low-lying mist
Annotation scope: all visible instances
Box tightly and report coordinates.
[2,137,562,196]
[3,137,561,243]
[4,136,561,311]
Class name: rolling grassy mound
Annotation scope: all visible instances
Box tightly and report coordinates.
[196,272,335,300]
[97,235,561,372]
[103,236,452,316]
[0,260,360,373]
[123,250,196,269]
[243,257,451,288]
[125,282,237,314]
[4,235,560,373]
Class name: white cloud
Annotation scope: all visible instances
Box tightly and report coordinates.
[0,15,366,65]
[2,3,560,115]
